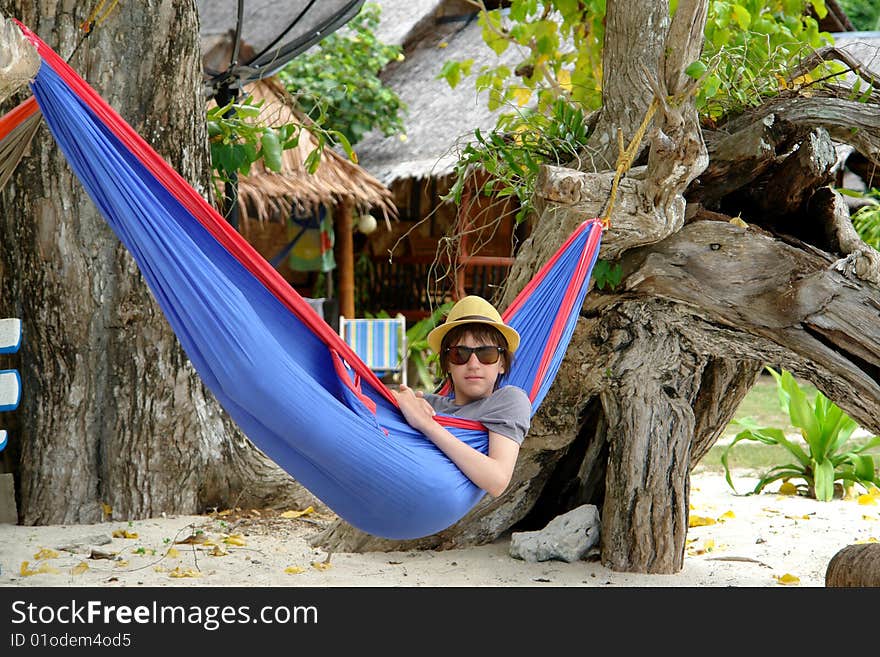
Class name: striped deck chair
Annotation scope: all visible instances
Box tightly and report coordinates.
[339,314,407,386]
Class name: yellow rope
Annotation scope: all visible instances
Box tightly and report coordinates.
[600,97,659,229]
[81,0,121,34]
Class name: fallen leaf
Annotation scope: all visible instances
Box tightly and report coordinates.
[209,546,228,557]
[20,561,60,576]
[311,561,332,571]
[33,548,60,560]
[855,537,879,544]
[862,515,878,522]
[168,567,201,578]
[112,529,139,539]
[688,515,716,527]
[70,562,89,576]
[114,560,129,568]
[284,566,305,575]
[774,573,800,585]
[165,547,181,558]
[216,509,233,517]
[223,534,247,546]
[777,482,798,495]
[687,538,721,556]
[719,510,736,521]
[857,494,878,506]
[280,506,315,519]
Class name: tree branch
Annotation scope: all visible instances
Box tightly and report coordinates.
[0,15,39,106]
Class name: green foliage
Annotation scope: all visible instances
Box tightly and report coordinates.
[439,1,841,228]
[697,1,839,120]
[437,1,606,114]
[208,98,294,177]
[845,187,880,250]
[442,1,835,124]
[277,2,406,146]
[836,0,880,31]
[207,96,345,203]
[721,367,880,500]
[444,95,592,223]
[592,259,623,291]
[208,3,399,204]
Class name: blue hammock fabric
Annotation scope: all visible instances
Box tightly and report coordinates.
[16,25,603,539]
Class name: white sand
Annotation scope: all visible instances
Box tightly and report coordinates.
[1,469,877,588]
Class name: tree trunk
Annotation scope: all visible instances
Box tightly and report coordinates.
[825,544,880,587]
[0,2,320,523]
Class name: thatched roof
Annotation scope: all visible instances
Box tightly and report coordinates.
[355,3,524,186]
[370,0,447,48]
[231,78,396,223]
[832,31,880,76]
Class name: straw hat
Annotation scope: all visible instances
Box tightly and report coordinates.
[427,296,520,355]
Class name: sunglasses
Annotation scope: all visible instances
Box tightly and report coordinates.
[445,345,505,365]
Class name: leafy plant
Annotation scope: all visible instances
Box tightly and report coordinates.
[207,96,353,205]
[443,95,593,224]
[439,1,839,224]
[835,0,880,31]
[277,2,406,146]
[845,187,880,250]
[207,2,400,204]
[721,367,880,500]
[592,259,623,291]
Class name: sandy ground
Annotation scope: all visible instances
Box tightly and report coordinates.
[1,468,878,588]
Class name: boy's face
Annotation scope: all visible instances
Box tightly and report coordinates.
[447,331,505,405]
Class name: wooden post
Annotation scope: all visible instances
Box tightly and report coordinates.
[337,199,355,319]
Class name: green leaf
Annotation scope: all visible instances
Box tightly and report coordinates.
[783,371,820,439]
[813,458,835,501]
[685,60,707,79]
[260,129,283,172]
[850,454,876,482]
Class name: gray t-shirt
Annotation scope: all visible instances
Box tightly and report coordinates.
[424,385,532,445]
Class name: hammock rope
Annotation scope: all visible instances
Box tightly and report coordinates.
[5,22,606,539]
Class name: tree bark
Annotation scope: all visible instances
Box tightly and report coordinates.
[826,544,880,587]
[0,2,320,523]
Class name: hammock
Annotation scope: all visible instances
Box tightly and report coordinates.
[6,24,603,540]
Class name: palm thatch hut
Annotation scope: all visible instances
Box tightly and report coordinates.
[355,0,531,319]
[229,78,397,324]
[198,1,397,323]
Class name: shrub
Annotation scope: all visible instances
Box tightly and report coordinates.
[721,367,880,500]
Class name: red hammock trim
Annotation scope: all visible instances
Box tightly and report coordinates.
[0,96,39,142]
[528,219,602,401]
